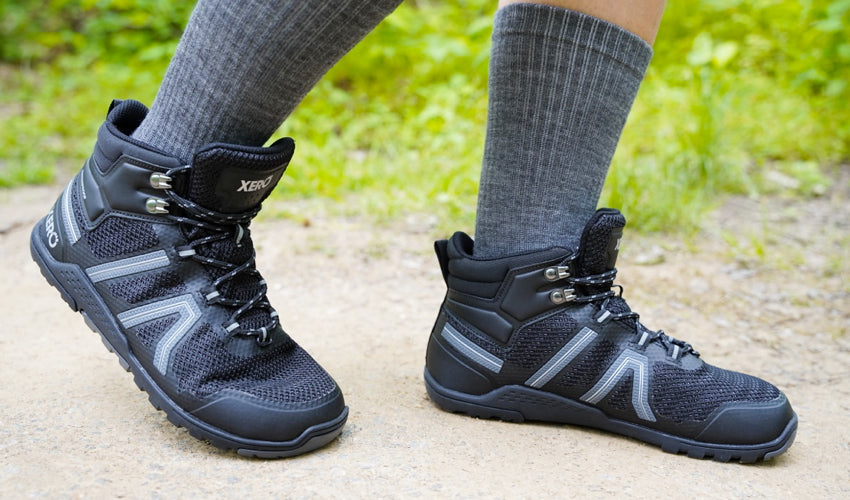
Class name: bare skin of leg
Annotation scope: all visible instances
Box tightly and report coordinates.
[498,0,666,44]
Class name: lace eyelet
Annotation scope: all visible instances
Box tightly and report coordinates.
[549,288,576,304]
[145,197,169,214]
[543,266,570,281]
[149,173,172,189]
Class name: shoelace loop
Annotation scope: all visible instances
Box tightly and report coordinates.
[156,166,277,346]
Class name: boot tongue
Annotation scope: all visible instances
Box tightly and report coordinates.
[187,137,295,213]
[573,208,627,311]
[575,208,625,277]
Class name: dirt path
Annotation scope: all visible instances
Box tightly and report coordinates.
[1,176,848,498]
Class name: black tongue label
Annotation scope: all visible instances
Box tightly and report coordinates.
[605,226,624,269]
[213,166,285,212]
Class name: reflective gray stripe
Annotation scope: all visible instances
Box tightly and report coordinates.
[441,323,503,373]
[86,250,169,283]
[117,294,201,374]
[581,349,656,422]
[60,177,81,244]
[526,327,597,388]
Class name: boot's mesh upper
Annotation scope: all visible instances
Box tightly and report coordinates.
[605,373,636,412]
[109,272,187,304]
[557,339,621,388]
[506,312,577,369]
[136,317,176,350]
[652,364,780,422]
[71,174,159,260]
[447,315,507,357]
[86,217,159,259]
[172,323,337,405]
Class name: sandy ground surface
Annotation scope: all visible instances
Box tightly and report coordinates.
[1,175,848,499]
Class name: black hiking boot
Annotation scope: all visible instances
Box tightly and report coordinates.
[425,208,797,462]
[30,100,347,458]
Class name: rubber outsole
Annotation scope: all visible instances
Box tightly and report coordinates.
[31,227,348,458]
[424,368,797,463]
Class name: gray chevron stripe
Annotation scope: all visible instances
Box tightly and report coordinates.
[117,294,202,374]
[581,349,656,422]
[60,177,81,245]
[441,322,503,373]
[86,250,170,283]
[526,327,597,388]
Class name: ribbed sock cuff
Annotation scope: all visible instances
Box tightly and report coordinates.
[493,3,652,78]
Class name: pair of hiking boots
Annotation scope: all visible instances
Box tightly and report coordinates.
[30,100,797,461]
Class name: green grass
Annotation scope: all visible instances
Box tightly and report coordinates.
[1,0,848,235]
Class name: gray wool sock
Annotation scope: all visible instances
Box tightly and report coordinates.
[473,4,652,258]
[132,0,402,162]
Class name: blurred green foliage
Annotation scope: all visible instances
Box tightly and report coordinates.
[0,0,192,63]
[1,0,848,234]
[608,0,849,230]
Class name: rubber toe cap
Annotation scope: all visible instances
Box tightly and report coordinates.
[695,393,795,445]
[191,384,347,443]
